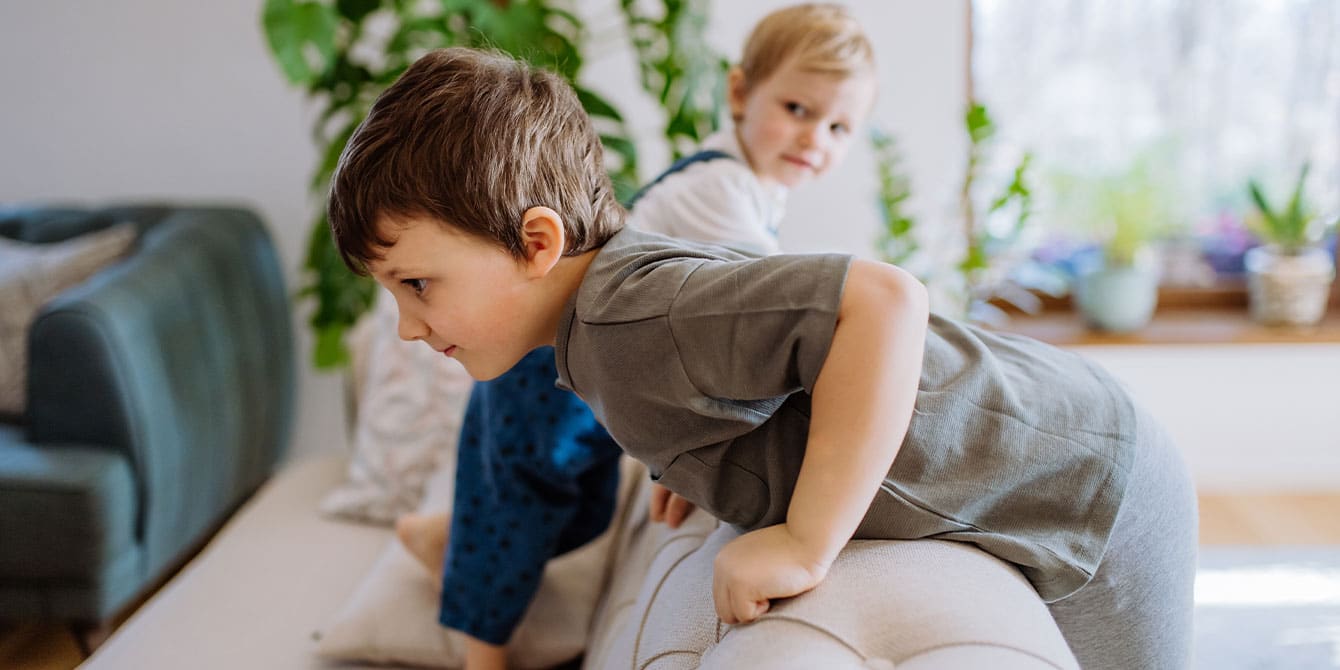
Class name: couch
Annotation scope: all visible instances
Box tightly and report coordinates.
[80,449,1080,669]
[0,205,293,628]
[69,203,1079,667]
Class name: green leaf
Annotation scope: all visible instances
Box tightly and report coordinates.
[965,102,994,144]
[1248,164,1315,249]
[1247,179,1276,227]
[577,88,623,122]
[262,0,339,84]
[313,323,352,368]
[599,133,637,165]
[335,0,380,22]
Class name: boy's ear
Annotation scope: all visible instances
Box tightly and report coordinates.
[727,66,748,120]
[520,206,566,278]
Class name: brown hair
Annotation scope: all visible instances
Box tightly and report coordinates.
[738,3,875,86]
[328,48,625,273]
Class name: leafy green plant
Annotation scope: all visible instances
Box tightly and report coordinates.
[956,102,1061,322]
[1247,164,1334,253]
[263,0,720,368]
[1053,146,1178,268]
[960,103,1034,277]
[619,0,728,159]
[871,127,918,267]
[1094,171,1170,267]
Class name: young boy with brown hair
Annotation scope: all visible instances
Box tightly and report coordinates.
[329,44,1196,670]
[392,4,879,666]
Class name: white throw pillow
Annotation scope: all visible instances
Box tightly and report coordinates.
[315,455,647,668]
[0,224,137,416]
[320,287,474,525]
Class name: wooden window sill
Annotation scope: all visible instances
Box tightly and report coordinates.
[987,283,1340,346]
[992,308,1340,347]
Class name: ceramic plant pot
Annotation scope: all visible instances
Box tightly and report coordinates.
[1245,245,1335,326]
[1075,264,1159,333]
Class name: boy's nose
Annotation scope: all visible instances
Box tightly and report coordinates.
[397,313,429,342]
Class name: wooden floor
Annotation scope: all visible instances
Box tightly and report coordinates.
[1197,492,1340,545]
[2,492,1338,669]
[0,623,82,670]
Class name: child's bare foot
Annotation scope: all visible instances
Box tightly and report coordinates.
[395,512,450,581]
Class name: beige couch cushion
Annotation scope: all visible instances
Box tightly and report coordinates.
[314,457,646,668]
[0,223,136,415]
[587,469,1080,670]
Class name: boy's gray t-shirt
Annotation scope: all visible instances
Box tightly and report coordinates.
[553,227,1135,602]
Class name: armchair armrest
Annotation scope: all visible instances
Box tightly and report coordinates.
[25,206,294,574]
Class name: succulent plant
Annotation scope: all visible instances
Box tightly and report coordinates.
[1247,164,1335,253]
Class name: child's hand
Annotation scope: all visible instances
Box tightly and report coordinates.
[649,483,696,528]
[711,524,830,624]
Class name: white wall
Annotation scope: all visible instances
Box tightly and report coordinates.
[0,0,346,458]
[0,1,969,459]
[1081,344,1340,493]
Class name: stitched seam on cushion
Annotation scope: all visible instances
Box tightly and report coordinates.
[895,641,1070,670]
[598,531,712,628]
[649,531,713,563]
[637,649,703,670]
[630,535,712,669]
[719,615,868,661]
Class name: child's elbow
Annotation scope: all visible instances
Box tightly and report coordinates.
[847,259,929,327]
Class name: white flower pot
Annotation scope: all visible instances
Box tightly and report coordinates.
[1075,265,1159,333]
[1244,245,1335,326]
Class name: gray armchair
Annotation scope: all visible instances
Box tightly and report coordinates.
[0,205,294,630]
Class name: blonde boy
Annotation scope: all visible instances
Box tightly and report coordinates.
[631,3,876,254]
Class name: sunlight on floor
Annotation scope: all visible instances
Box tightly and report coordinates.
[1197,565,1340,607]
[1279,623,1340,667]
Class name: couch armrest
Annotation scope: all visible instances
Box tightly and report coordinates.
[25,206,294,574]
[0,431,139,585]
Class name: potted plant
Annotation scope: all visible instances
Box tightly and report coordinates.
[1244,164,1337,326]
[1058,153,1177,332]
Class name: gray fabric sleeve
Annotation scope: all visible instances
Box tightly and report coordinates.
[666,253,852,400]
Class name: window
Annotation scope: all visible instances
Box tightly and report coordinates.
[973,0,1339,273]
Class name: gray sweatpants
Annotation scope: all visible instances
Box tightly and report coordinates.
[1047,406,1198,669]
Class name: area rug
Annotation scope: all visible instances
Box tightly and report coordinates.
[1196,547,1340,669]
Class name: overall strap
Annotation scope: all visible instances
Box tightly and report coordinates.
[625,149,737,208]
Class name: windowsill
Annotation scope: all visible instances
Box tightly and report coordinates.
[988,282,1340,346]
[994,308,1340,346]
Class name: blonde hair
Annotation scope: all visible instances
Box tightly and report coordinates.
[739,3,875,85]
